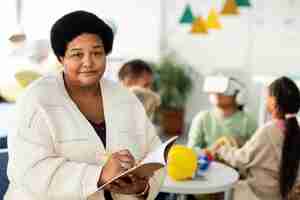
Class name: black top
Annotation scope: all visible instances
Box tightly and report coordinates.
[89,120,106,147]
[88,120,113,200]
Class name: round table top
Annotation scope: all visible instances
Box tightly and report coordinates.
[161,161,239,194]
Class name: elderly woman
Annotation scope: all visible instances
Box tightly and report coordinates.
[5,10,164,200]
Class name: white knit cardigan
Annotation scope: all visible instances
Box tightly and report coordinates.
[5,72,165,200]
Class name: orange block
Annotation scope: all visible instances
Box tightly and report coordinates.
[190,16,208,34]
[221,0,239,15]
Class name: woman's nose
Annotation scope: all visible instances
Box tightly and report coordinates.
[82,53,93,68]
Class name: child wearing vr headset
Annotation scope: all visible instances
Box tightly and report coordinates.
[187,74,257,149]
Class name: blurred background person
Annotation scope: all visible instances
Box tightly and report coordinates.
[188,74,257,150]
[118,59,154,89]
[118,59,160,119]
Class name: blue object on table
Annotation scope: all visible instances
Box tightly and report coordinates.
[199,157,209,170]
[196,154,212,177]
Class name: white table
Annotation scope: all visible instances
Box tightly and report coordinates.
[161,162,239,200]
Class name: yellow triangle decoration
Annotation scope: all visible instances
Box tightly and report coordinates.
[207,8,222,29]
[190,16,208,34]
[221,0,239,15]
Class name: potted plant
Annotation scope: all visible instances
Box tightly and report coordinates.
[152,57,193,136]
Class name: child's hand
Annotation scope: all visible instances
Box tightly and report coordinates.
[209,137,227,155]
[210,136,238,152]
[226,136,239,147]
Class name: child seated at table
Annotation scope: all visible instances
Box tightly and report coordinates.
[187,74,257,150]
[211,76,300,200]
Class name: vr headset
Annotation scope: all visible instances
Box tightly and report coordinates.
[203,75,246,104]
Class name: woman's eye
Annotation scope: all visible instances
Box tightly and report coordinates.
[71,53,83,58]
[94,51,104,56]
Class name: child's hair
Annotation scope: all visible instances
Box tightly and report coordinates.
[269,76,300,199]
[118,59,153,81]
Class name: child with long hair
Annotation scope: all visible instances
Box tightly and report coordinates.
[212,76,300,200]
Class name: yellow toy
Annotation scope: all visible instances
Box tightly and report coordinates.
[167,145,198,181]
[208,136,239,160]
[214,136,239,148]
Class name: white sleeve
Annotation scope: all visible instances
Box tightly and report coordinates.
[145,119,166,200]
[8,105,103,199]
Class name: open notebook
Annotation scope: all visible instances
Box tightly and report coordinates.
[97,136,178,190]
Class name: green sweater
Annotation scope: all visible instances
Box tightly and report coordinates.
[187,109,257,149]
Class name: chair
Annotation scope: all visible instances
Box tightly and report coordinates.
[0,137,7,149]
[0,149,9,199]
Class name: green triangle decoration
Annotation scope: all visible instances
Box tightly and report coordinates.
[179,4,195,24]
[236,0,251,7]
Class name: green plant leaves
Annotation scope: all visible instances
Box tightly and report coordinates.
[152,58,192,110]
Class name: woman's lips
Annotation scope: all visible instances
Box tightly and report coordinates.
[80,71,97,75]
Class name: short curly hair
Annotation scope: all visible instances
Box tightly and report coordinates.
[50,10,114,61]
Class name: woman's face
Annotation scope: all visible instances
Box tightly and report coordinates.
[60,33,106,88]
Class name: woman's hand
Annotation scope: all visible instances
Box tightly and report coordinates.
[107,174,150,195]
[98,149,135,186]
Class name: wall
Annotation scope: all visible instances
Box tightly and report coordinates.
[0,0,162,84]
[162,0,300,125]
[21,0,161,61]
[2,0,300,128]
